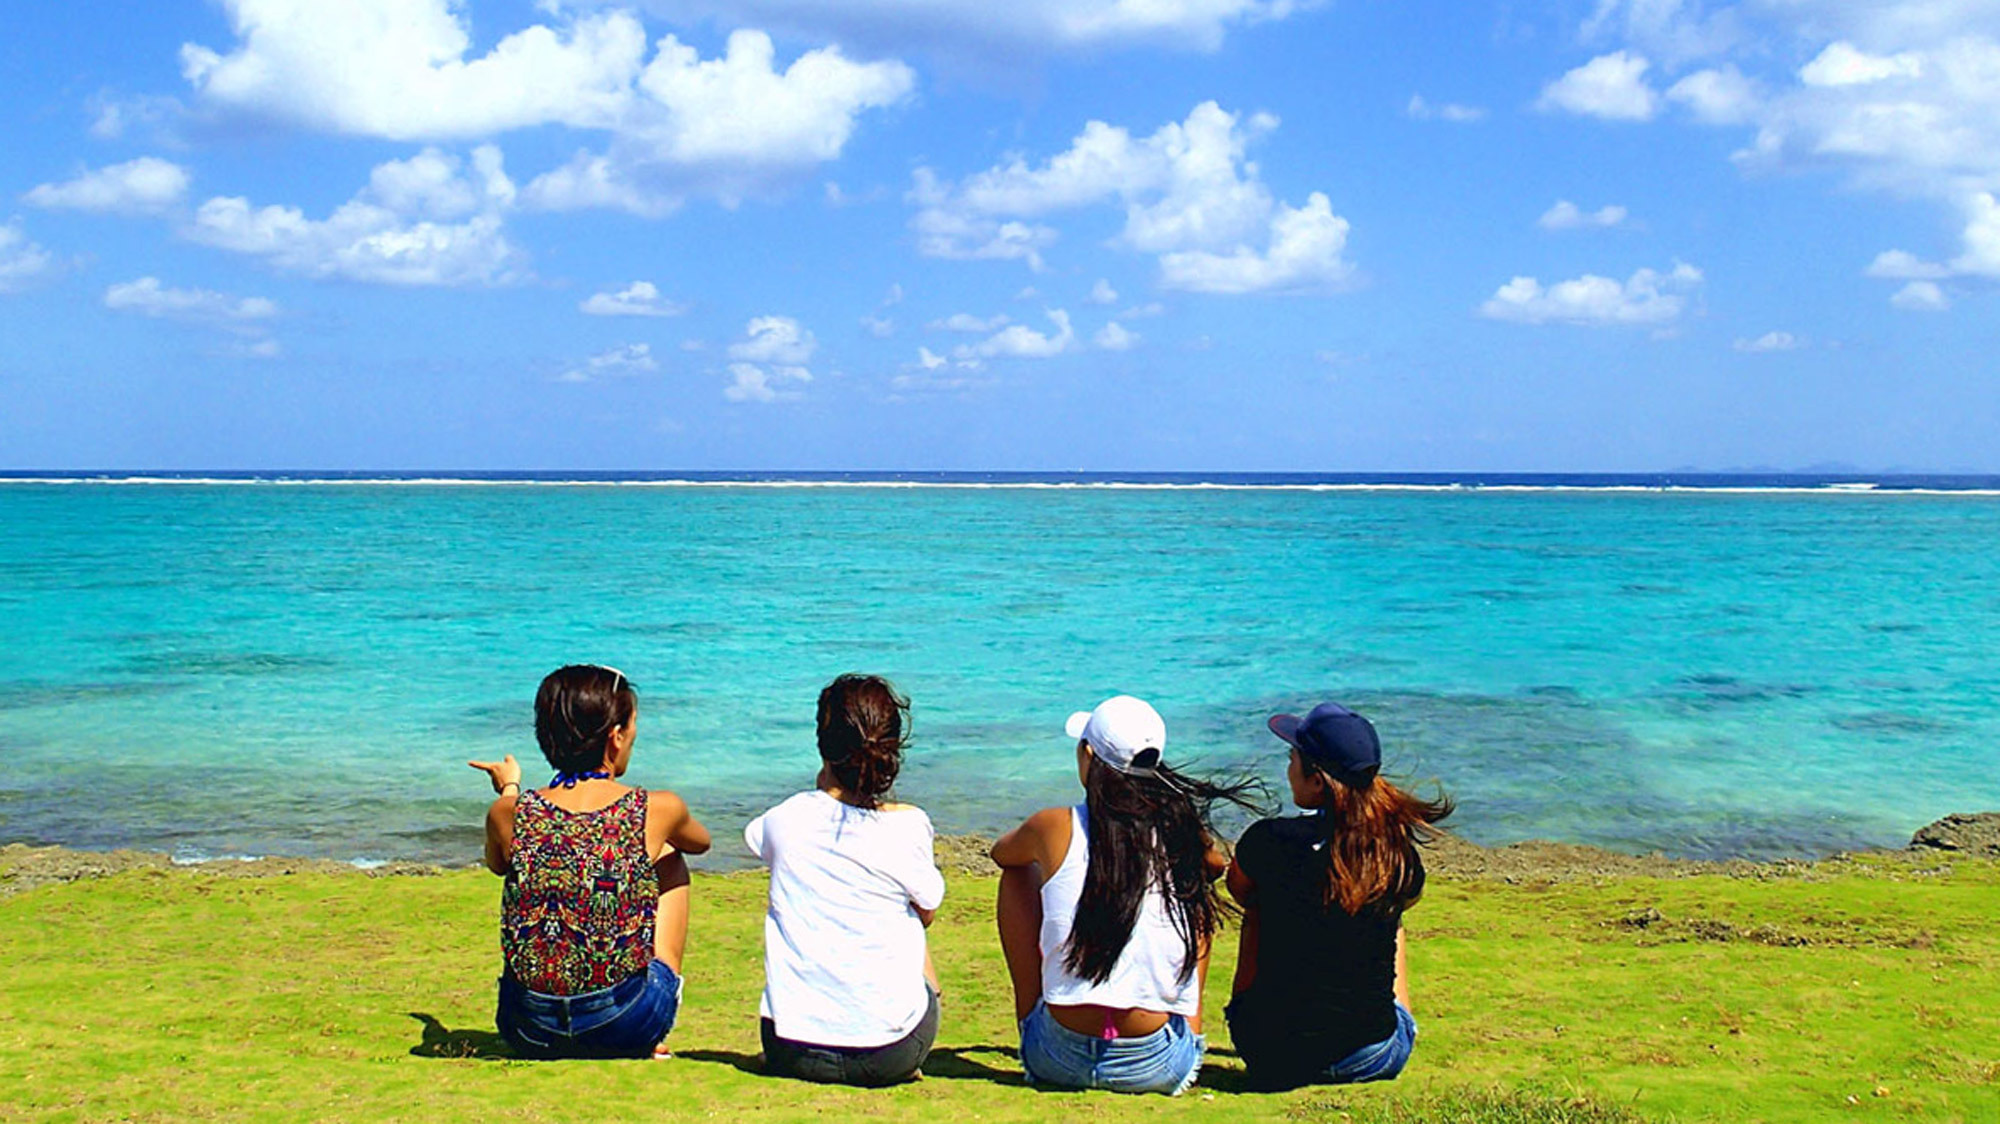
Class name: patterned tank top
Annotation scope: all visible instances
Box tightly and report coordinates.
[500,787,656,995]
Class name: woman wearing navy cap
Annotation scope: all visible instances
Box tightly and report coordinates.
[1224,702,1453,1090]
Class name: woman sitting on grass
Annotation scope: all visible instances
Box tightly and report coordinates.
[468,664,711,1059]
[745,673,945,1086]
[1224,702,1452,1090]
[992,695,1254,1095]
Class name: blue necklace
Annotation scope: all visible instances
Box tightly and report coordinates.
[550,769,613,788]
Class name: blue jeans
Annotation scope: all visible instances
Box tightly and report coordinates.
[1325,1003,1418,1083]
[1018,1002,1206,1095]
[496,959,682,1059]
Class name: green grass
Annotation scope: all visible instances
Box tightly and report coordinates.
[1,856,1996,1122]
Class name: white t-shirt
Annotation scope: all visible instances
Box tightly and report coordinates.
[744,790,946,1048]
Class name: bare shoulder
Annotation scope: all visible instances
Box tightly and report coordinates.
[486,795,519,824]
[646,788,689,818]
[877,801,927,814]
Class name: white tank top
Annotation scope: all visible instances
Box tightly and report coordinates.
[1038,804,1200,1016]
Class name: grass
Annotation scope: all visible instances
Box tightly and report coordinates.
[1,854,1996,1122]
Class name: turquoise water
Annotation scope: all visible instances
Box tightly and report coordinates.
[2,482,1997,867]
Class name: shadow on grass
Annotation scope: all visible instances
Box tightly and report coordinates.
[407,1012,512,1060]
[923,1045,1024,1086]
[676,1049,762,1074]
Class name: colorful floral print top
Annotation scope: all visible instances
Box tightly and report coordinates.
[501,787,656,995]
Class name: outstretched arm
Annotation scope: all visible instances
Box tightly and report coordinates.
[468,755,523,875]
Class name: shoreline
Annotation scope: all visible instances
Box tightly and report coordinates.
[6,813,1993,897]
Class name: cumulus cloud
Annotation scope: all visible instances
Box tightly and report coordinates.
[723,316,815,401]
[1733,330,1801,353]
[1094,321,1138,350]
[103,276,281,355]
[954,309,1073,359]
[558,342,659,381]
[1479,261,1703,326]
[1556,4,2000,312]
[616,0,1304,61]
[25,157,190,215]
[181,3,912,212]
[1088,278,1119,304]
[1538,51,1659,121]
[860,315,895,338]
[1538,200,1629,230]
[1406,94,1487,123]
[580,280,686,317]
[0,221,58,293]
[914,101,1354,294]
[185,146,523,286]
[1889,280,1949,311]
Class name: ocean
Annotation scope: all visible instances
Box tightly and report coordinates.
[2,472,1997,868]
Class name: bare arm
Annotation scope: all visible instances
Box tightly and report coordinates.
[1394,924,1412,1013]
[991,806,1069,873]
[650,790,712,856]
[482,797,516,876]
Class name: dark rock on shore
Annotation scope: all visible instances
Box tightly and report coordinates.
[1909,812,2000,857]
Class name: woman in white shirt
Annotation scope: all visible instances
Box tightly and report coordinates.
[990,695,1255,1095]
[744,674,945,1086]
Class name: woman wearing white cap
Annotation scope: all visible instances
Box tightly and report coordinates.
[1224,702,1453,1089]
[990,695,1255,1095]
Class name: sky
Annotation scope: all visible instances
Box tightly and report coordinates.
[1,0,1996,472]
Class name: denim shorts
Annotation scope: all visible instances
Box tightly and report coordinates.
[761,985,940,1087]
[496,959,682,1059]
[1018,1001,1206,1095]
[1324,1002,1418,1084]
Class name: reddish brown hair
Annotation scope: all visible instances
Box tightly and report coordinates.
[816,674,909,811]
[1319,774,1453,914]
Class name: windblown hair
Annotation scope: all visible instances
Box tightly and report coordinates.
[816,673,910,811]
[534,665,636,774]
[1065,755,1260,986]
[1315,771,1454,915]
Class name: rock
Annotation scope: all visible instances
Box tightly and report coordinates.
[1908,813,2000,857]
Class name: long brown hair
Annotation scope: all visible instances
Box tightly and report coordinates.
[816,674,909,811]
[1318,773,1453,915]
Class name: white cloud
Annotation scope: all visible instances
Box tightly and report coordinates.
[1088,278,1119,304]
[1733,330,1801,353]
[183,4,911,213]
[1157,192,1354,294]
[1665,67,1760,125]
[955,309,1073,359]
[1799,41,1924,88]
[1538,51,1659,121]
[724,361,811,402]
[0,222,58,293]
[1890,280,1949,311]
[1122,301,1166,318]
[25,157,191,215]
[916,346,948,370]
[185,146,523,286]
[729,315,817,364]
[1479,261,1702,326]
[1094,321,1138,350]
[87,93,182,142]
[1538,200,1629,230]
[103,276,277,323]
[930,312,1011,332]
[916,102,1353,294]
[558,342,660,382]
[580,280,686,317]
[103,276,281,356]
[1406,94,1487,123]
[182,1,646,139]
[860,314,895,338]
[618,0,1304,60]
[1864,249,1950,281]
[723,316,816,400]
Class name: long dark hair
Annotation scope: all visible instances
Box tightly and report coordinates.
[1316,771,1453,914]
[1065,755,1260,985]
[816,674,909,811]
[534,665,636,774]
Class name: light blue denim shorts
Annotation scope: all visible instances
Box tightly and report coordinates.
[1018,1001,1206,1095]
[1325,1002,1418,1084]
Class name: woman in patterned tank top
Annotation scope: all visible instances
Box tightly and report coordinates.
[469,664,712,1059]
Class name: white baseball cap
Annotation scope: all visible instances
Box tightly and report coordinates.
[1065,695,1166,776]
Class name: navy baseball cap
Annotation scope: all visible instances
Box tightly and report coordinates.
[1268,702,1381,785]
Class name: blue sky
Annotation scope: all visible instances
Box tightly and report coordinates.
[2,0,1995,471]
